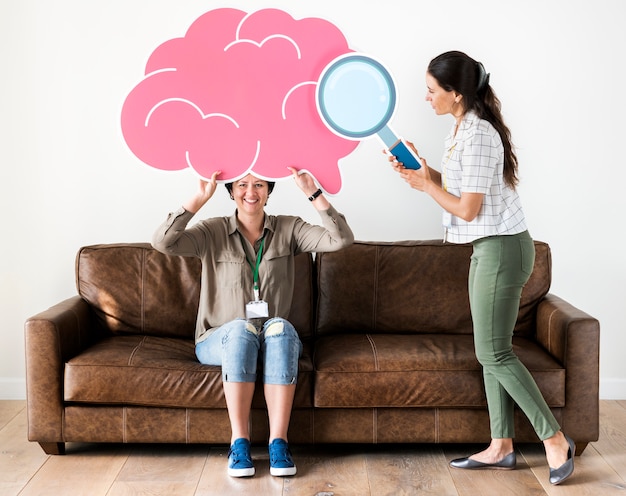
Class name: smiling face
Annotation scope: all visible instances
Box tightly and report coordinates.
[232,174,270,216]
[425,72,462,117]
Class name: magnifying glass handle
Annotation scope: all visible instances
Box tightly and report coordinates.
[377,125,397,148]
[378,124,422,170]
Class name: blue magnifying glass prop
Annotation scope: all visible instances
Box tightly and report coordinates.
[317,53,422,169]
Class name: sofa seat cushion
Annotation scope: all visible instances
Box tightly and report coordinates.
[313,334,565,408]
[65,335,314,409]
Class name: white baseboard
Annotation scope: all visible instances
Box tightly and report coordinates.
[0,378,26,400]
[1,377,625,401]
[600,378,626,400]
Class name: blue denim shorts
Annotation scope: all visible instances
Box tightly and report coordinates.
[195,317,303,385]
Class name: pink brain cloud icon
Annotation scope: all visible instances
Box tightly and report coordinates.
[120,8,359,194]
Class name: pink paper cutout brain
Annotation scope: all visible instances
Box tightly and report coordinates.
[120,8,359,194]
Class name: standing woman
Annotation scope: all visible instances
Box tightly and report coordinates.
[390,51,575,485]
[153,168,353,478]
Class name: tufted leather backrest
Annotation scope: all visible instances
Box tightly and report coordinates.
[315,240,551,338]
[76,243,315,340]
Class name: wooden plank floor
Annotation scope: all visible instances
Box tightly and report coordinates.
[2,400,625,495]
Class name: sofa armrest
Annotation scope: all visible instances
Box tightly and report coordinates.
[24,296,94,447]
[536,293,600,446]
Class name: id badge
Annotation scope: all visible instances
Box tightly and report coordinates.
[246,300,269,320]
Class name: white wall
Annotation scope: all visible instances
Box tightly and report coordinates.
[2,0,624,399]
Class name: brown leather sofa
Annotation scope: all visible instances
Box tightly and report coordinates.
[25,240,599,455]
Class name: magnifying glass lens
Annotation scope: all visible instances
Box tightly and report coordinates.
[318,55,396,139]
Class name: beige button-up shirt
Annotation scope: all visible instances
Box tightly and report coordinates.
[152,206,354,343]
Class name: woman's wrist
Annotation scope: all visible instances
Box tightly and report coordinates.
[423,178,438,196]
[183,194,209,213]
[308,188,323,201]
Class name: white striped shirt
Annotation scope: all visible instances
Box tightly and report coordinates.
[441,111,527,244]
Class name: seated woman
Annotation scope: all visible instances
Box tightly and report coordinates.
[152,168,354,477]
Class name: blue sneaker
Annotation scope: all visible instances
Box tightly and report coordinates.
[228,438,255,477]
[269,438,297,476]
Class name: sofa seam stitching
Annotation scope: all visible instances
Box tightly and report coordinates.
[186,408,190,443]
[373,246,379,331]
[123,406,127,443]
[128,336,147,366]
[547,307,558,355]
[373,407,377,444]
[366,334,379,371]
[141,248,146,333]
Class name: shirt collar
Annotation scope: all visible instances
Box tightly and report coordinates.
[227,210,275,237]
[458,111,478,133]
[447,111,478,143]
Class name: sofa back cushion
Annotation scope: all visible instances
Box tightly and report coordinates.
[315,240,551,338]
[77,243,315,340]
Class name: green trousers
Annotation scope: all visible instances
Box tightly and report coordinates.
[469,231,560,440]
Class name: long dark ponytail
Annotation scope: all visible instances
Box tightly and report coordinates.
[427,51,519,189]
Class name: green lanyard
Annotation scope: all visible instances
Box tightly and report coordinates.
[240,234,265,301]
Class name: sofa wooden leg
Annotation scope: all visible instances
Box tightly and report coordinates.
[574,442,588,456]
[39,442,65,455]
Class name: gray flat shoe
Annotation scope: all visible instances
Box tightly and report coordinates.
[549,435,575,485]
[449,451,516,470]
